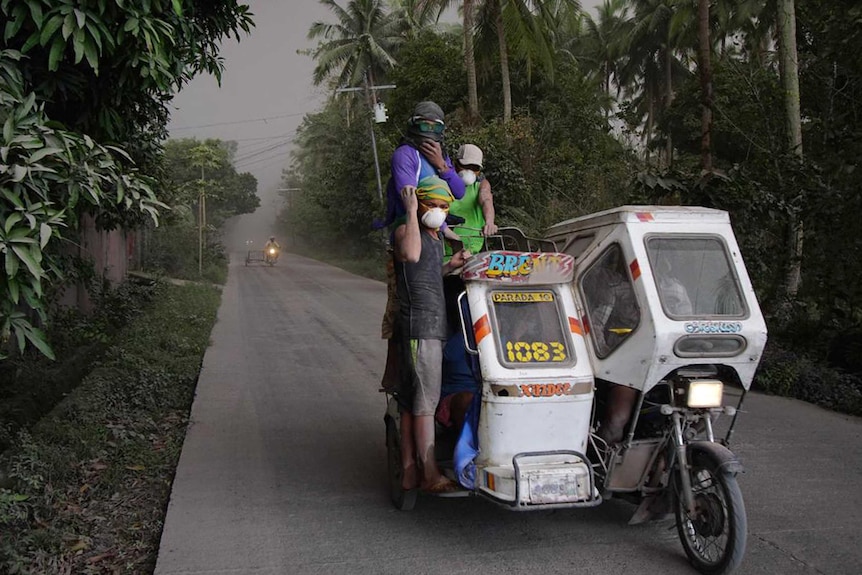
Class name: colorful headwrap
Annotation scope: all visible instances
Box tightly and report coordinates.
[415,175,454,204]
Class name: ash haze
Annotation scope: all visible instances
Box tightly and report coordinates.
[167,1,332,195]
[167,0,602,244]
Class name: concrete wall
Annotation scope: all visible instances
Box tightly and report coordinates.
[58,215,137,312]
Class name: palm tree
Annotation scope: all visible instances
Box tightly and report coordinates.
[618,0,685,164]
[696,0,714,172]
[308,0,404,200]
[475,0,581,123]
[776,0,803,300]
[662,0,765,171]
[420,0,578,124]
[486,0,515,122]
[668,0,766,59]
[307,0,403,91]
[391,0,446,39]
[580,0,631,120]
[418,0,481,124]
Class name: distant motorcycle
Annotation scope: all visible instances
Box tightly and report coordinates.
[264,247,279,266]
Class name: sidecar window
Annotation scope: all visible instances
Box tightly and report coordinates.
[490,290,573,367]
[646,236,747,318]
[580,244,640,358]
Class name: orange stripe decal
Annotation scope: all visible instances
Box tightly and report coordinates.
[581,314,591,334]
[636,212,654,222]
[473,314,491,345]
[629,258,641,281]
[569,316,582,335]
[486,471,496,491]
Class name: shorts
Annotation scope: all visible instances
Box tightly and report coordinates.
[381,253,399,339]
[398,338,444,416]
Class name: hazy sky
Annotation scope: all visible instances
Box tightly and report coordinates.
[168,0,602,198]
[167,1,331,196]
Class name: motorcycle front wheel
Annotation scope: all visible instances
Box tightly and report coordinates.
[674,452,747,574]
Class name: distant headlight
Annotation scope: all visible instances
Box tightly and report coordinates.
[269,248,276,254]
[687,380,723,408]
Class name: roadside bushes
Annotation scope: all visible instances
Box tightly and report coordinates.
[0,281,158,454]
[0,282,221,573]
[141,223,229,285]
[754,345,862,417]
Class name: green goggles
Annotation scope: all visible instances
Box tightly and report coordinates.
[411,117,445,135]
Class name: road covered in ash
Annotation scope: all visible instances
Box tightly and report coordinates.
[155,248,862,575]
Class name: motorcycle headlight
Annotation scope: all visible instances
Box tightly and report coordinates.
[687,380,723,408]
[269,249,276,254]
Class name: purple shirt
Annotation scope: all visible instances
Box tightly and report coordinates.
[374,143,465,231]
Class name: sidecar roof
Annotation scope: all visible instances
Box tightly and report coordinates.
[547,205,729,239]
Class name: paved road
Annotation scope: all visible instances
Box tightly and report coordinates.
[155,251,862,575]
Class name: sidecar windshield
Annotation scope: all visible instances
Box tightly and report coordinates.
[490,290,573,367]
[646,236,747,319]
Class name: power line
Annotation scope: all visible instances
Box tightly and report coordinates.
[233,139,295,166]
[233,137,295,164]
[171,112,307,131]
[230,132,295,142]
[234,148,293,170]
[234,137,292,161]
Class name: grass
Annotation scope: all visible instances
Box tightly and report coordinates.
[0,281,158,455]
[0,282,221,574]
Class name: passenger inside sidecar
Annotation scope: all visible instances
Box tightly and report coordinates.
[581,244,640,358]
[645,236,746,318]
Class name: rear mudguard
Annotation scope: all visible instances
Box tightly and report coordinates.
[686,441,744,476]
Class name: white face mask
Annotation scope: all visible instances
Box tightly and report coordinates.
[421,207,448,229]
[458,169,477,186]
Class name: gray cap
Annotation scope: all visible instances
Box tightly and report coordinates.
[411,101,444,122]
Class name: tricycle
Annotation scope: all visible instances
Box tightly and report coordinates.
[384,206,767,575]
[244,247,280,266]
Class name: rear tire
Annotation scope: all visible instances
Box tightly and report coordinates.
[675,452,747,574]
[386,418,416,511]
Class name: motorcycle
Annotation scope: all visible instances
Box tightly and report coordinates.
[544,205,767,574]
[384,206,767,574]
[264,246,280,266]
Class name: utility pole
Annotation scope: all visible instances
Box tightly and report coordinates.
[278,187,302,211]
[198,164,206,276]
[188,143,219,277]
[277,187,301,246]
[335,83,396,202]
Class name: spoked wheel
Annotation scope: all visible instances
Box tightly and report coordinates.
[385,418,416,511]
[675,453,747,574]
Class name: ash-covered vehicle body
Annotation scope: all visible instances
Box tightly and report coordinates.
[385,206,767,575]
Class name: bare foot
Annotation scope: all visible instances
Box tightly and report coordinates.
[420,476,462,497]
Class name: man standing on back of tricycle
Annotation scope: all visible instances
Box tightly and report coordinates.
[393,175,469,495]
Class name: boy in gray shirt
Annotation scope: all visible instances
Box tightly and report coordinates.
[394,175,468,495]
